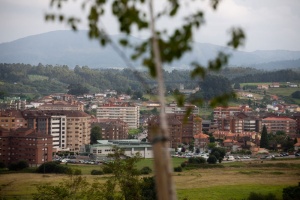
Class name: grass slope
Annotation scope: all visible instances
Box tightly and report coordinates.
[0,158,299,200]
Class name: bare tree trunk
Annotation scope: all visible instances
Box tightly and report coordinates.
[149,1,177,200]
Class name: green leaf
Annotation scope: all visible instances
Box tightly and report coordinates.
[190,62,206,79]
[227,27,246,49]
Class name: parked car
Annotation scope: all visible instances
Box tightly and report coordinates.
[226,156,235,161]
[280,153,289,157]
[295,153,300,157]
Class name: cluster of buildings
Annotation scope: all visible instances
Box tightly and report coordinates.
[1,90,300,167]
[0,93,142,167]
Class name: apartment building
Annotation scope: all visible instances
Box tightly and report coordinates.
[23,111,67,151]
[292,113,300,133]
[97,103,140,129]
[213,105,252,120]
[213,106,254,132]
[23,110,91,153]
[65,111,91,153]
[148,114,202,148]
[38,101,84,111]
[0,127,53,167]
[148,115,182,148]
[0,97,26,110]
[262,117,297,134]
[165,103,199,115]
[228,112,261,133]
[0,110,27,129]
[91,118,129,140]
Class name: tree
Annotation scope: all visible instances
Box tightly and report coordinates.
[46,0,245,198]
[140,177,157,200]
[33,171,90,200]
[105,147,142,199]
[233,82,241,89]
[90,126,102,144]
[260,125,269,149]
[291,91,300,99]
[67,83,89,95]
[207,155,217,164]
[8,160,29,171]
[210,147,226,160]
[207,143,216,149]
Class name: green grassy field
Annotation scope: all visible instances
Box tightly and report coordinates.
[267,87,299,97]
[28,74,49,81]
[1,158,300,200]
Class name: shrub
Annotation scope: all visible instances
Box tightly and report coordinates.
[282,183,300,200]
[102,166,113,174]
[8,160,29,171]
[184,164,224,170]
[0,161,6,169]
[174,166,182,172]
[140,166,152,175]
[188,157,206,164]
[91,170,104,175]
[36,161,70,174]
[73,169,82,175]
[207,155,217,164]
[211,151,220,159]
[181,162,187,168]
[140,177,157,200]
[247,192,277,200]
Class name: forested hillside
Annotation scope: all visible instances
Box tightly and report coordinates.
[0,63,299,100]
[231,69,300,83]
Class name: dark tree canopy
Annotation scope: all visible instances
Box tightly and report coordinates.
[90,126,102,144]
[291,91,300,99]
[260,125,269,149]
[67,83,89,95]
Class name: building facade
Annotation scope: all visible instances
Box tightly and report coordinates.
[91,118,129,140]
[148,114,202,148]
[0,110,27,130]
[23,110,91,153]
[97,103,140,129]
[0,128,53,167]
[87,140,153,159]
[262,117,297,134]
[165,103,199,115]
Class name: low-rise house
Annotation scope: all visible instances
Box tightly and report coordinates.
[223,139,241,152]
[193,133,209,150]
[294,138,300,151]
[270,82,280,88]
[85,139,153,160]
[289,83,298,88]
[257,85,268,90]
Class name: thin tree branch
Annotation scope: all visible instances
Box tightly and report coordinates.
[149,0,177,200]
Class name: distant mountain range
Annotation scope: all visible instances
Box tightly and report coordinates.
[1,30,300,70]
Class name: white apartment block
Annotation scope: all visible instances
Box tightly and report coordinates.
[97,103,140,129]
[50,115,67,151]
[165,103,199,115]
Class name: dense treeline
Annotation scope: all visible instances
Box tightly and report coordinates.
[0,63,299,99]
[0,63,199,96]
[231,69,300,83]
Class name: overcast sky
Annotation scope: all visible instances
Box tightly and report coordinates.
[0,0,299,52]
